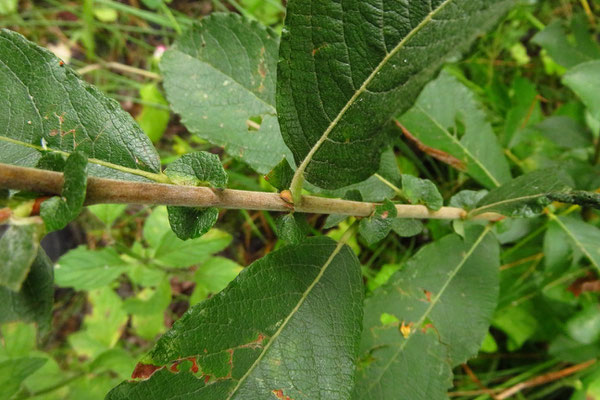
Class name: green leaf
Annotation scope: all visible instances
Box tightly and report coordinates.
[532,16,600,69]
[449,190,488,211]
[0,357,46,400]
[190,257,243,305]
[88,204,127,227]
[124,278,172,316]
[359,199,397,246]
[264,158,294,191]
[40,151,88,232]
[164,152,227,240]
[402,174,443,211]
[311,147,399,203]
[535,116,593,149]
[563,61,600,121]
[0,29,161,180]
[136,83,170,143]
[107,237,363,400]
[160,13,292,174]
[164,152,227,188]
[391,218,423,238]
[167,206,219,241]
[353,226,499,399]
[153,227,231,268]
[69,287,128,359]
[0,249,54,333]
[275,213,310,244]
[147,207,232,267]
[552,215,600,272]
[398,71,511,188]
[0,223,42,291]
[277,0,514,189]
[55,246,130,290]
[471,168,573,217]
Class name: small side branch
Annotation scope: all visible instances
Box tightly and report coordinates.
[0,163,503,221]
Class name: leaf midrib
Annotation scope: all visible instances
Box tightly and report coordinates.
[290,0,454,192]
[470,193,545,216]
[415,104,501,188]
[364,226,491,394]
[0,135,169,183]
[226,239,349,399]
[553,216,600,270]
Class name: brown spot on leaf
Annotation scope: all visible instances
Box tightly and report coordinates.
[381,211,389,219]
[423,290,432,303]
[272,389,293,400]
[131,363,162,380]
[396,121,467,171]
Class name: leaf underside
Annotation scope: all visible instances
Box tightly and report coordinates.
[160,13,293,174]
[0,249,54,333]
[277,0,515,189]
[107,237,363,400]
[0,29,160,180]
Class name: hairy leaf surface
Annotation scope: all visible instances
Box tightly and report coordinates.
[277,0,515,189]
[0,29,160,180]
[40,151,88,232]
[107,237,363,400]
[353,226,499,399]
[160,13,292,174]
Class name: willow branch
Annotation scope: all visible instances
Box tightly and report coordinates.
[0,163,503,221]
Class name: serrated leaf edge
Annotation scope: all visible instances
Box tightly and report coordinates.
[289,0,455,197]
[225,237,350,399]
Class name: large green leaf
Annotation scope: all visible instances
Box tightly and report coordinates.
[552,216,600,273]
[277,0,514,190]
[0,249,54,333]
[107,237,363,400]
[0,223,42,291]
[471,169,573,217]
[353,225,499,399]
[160,13,292,174]
[563,61,600,122]
[398,71,511,188]
[0,29,160,181]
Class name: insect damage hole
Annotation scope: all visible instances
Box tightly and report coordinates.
[246,115,263,131]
